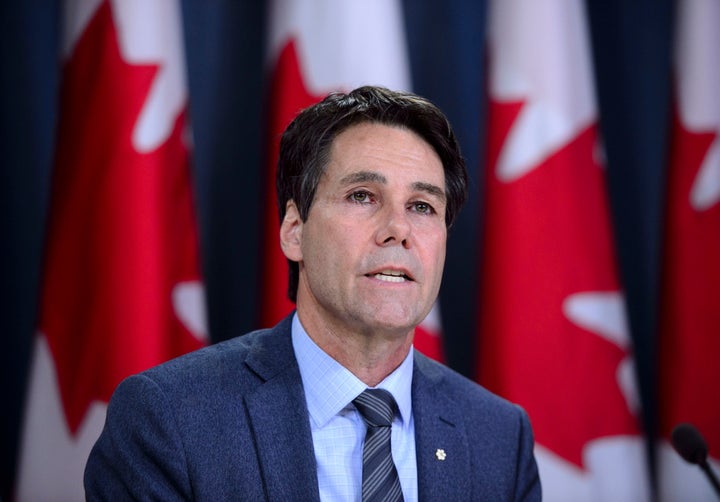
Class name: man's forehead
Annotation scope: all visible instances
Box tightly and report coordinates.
[326,125,445,184]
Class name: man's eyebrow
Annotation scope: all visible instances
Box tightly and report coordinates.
[339,171,446,201]
[339,171,387,185]
[412,181,446,201]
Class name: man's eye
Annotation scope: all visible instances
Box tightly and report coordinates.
[350,191,371,203]
[412,202,434,214]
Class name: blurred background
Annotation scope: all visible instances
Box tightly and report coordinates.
[1,0,718,500]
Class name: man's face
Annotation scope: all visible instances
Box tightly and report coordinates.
[281,122,447,338]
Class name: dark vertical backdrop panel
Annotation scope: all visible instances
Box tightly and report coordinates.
[587,0,674,481]
[181,1,268,344]
[404,1,488,379]
[0,3,61,499]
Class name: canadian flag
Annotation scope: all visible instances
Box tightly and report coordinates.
[477,1,650,500]
[15,1,207,499]
[658,1,720,500]
[261,0,444,360]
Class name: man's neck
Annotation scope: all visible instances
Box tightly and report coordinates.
[296,309,414,387]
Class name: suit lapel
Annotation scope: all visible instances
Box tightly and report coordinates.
[244,318,320,501]
[413,353,472,500]
[240,322,473,500]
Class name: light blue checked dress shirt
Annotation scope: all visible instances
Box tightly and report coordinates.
[291,314,418,501]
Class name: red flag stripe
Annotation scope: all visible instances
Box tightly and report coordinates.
[658,1,720,499]
[16,2,206,498]
[478,1,649,499]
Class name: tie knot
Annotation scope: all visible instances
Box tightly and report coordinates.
[353,388,397,427]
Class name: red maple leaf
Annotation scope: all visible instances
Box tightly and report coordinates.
[39,1,204,434]
[478,99,641,468]
[259,39,328,327]
[659,109,720,453]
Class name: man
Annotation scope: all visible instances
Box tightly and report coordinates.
[85,86,541,501]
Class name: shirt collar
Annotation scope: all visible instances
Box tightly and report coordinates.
[291,313,414,429]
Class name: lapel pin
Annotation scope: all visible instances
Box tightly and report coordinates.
[435,448,447,461]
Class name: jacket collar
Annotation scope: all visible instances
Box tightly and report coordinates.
[242,317,471,500]
[243,315,321,501]
[413,352,472,500]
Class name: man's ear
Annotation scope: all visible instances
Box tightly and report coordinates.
[280,200,303,262]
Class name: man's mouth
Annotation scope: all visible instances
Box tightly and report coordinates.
[366,269,413,283]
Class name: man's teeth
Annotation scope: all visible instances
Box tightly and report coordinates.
[373,271,407,283]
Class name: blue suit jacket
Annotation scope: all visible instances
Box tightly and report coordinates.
[85,316,541,500]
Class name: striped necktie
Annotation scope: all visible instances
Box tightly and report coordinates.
[353,389,404,502]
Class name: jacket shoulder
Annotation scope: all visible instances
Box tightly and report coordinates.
[414,350,525,419]
[139,317,294,391]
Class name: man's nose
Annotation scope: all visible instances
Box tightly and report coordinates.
[375,204,411,248]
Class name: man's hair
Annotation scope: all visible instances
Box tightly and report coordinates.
[277,85,468,303]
